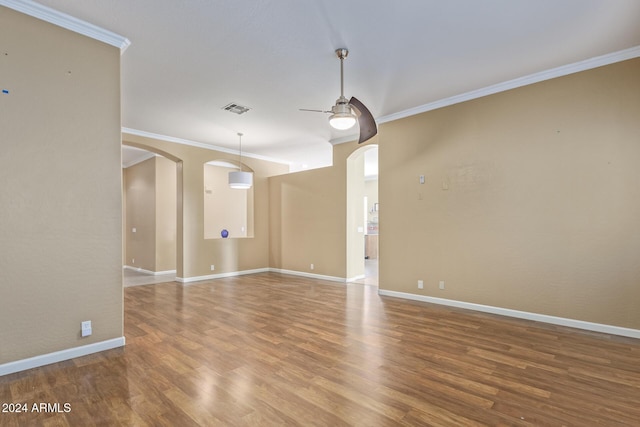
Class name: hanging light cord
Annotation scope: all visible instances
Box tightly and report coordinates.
[237,132,243,172]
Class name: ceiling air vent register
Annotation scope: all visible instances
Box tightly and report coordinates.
[222,103,251,115]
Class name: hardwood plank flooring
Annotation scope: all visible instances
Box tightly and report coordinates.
[2,272,640,426]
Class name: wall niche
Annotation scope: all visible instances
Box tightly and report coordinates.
[203,161,254,239]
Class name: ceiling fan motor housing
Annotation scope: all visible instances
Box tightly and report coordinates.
[331,96,352,114]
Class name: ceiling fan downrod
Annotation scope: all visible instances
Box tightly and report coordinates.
[336,48,349,101]
[329,48,356,129]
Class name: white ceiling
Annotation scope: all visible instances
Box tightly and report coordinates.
[30,0,640,170]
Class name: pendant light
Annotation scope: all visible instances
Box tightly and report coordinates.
[228,132,253,189]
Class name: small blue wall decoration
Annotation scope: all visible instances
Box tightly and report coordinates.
[221,229,229,238]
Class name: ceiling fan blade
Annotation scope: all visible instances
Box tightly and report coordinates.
[349,97,378,144]
[299,108,331,113]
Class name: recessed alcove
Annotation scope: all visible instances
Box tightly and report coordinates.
[203,161,254,239]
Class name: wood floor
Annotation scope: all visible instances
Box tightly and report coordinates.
[2,273,640,426]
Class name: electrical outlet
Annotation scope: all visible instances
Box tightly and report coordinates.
[439,281,445,290]
[310,263,314,270]
[132,258,135,264]
[210,265,215,271]
[81,320,92,337]
[418,280,424,289]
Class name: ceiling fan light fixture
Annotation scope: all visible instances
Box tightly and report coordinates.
[329,97,356,130]
[329,112,357,130]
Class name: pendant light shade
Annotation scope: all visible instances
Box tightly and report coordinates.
[229,132,253,189]
[229,170,253,189]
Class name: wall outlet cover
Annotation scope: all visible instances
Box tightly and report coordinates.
[81,321,92,337]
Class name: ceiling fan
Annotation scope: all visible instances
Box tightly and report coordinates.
[301,48,378,144]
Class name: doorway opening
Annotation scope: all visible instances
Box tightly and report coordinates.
[346,145,378,286]
[122,145,181,286]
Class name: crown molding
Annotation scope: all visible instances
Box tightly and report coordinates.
[121,128,292,166]
[329,134,358,145]
[1,0,130,53]
[377,45,640,125]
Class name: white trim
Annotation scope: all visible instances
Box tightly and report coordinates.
[378,290,640,340]
[205,160,239,169]
[377,45,640,125]
[0,337,125,377]
[329,134,358,145]
[122,128,292,167]
[152,269,177,276]
[122,151,156,169]
[346,274,366,283]
[175,267,348,284]
[123,266,176,276]
[177,268,271,284]
[269,268,346,283]
[0,0,130,53]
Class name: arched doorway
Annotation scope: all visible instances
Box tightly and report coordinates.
[346,144,378,285]
[122,144,183,285]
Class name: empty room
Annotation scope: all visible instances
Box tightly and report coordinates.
[1,1,640,425]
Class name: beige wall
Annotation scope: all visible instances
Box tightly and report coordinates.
[0,8,122,363]
[203,164,252,239]
[124,158,156,270]
[379,58,640,329]
[123,156,177,272]
[123,134,288,279]
[269,140,378,279]
[155,156,177,271]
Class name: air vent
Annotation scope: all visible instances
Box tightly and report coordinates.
[222,103,251,115]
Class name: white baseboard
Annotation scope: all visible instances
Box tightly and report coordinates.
[0,337,126,377]
[177,268,271,284]
[269,268,347,283]
[177,267,348,284]
[346,274,366,283]
[176,267,349,284]
[153,269,176,275]
[123,266,176,275]
[378,290,640,340]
